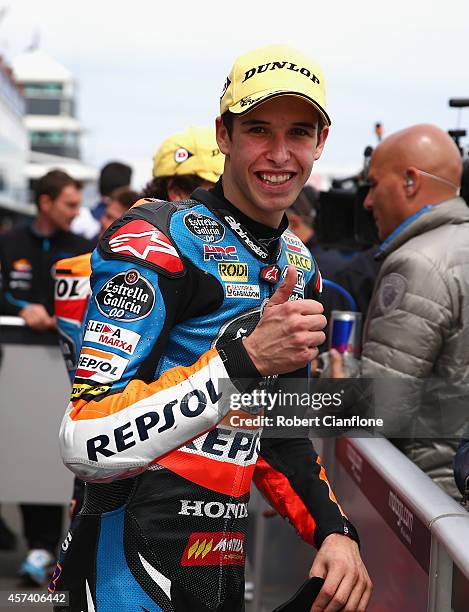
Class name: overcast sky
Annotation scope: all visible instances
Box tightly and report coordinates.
[1,0,469,187]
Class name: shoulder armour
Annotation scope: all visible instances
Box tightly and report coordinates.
[98,199,191,277]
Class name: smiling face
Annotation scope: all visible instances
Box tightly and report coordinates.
[216,96,328,227]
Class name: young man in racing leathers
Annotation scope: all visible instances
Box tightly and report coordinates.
[52,45,372,612]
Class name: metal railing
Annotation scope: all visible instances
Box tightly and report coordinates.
[322,434,469,612]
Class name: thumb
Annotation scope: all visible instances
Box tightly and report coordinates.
[267,265,297,307]
[309,553,327,580]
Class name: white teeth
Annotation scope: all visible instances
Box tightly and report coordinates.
[259,173,292,184]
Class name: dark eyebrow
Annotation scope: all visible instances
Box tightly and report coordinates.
[239,119,317,129]
[240,119,270,126]
[292,122,318,129]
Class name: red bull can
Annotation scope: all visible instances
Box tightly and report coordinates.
[328,311,362,356]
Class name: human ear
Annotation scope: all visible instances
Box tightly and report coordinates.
[38,194,52,214]
[404,168,419,194]
[313,125,329,161]
[215,116,231,156]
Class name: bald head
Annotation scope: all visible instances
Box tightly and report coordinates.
[376,124,462,187]
[364,124,463,240]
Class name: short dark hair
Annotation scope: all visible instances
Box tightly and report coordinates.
[221,108,325,143]
[109,186,140,210]
[140,175,207,201]
[34,170,81,208]
[99,162,132,197]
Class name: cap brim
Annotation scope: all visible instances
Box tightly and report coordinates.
[195,169,223,184]
[228,90,331,126]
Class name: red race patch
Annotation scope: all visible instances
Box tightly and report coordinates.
[108,219,183,273]
[259,264,280,284]
[181,531,245,566]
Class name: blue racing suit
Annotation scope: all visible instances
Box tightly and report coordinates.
[52,184,359,611]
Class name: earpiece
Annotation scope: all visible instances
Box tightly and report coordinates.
[405,177,415,187]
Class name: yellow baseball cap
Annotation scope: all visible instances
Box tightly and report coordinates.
[220,44,330,126]
[152,126,224,183]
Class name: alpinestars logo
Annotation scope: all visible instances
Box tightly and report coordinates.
[260,265,280,284]
[108,219,183,273]
[223,216,268,260]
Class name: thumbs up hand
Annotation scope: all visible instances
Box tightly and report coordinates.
[243,266,326,376]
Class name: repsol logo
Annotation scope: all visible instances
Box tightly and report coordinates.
[243,61,320,85]
[179,500,249,519]
[182,427,260,465]
[55,276,89,300]
[86,379,221,461]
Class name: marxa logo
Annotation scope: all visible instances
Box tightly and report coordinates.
[86,379,221,461]
[84,320,140,355]
[179,500,248,519]
[243,61,320,85]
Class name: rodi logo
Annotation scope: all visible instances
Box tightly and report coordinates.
[218,262,248,282]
